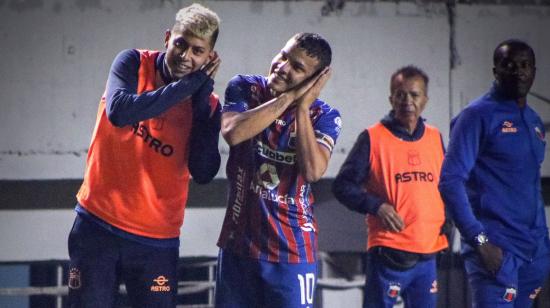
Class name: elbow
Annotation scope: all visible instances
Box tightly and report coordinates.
[302,169,324,183]
[106,111,127,127]
[437,177,453,196]
[331,178,344,201]
[190,156,221,184]
[221,128,244,147]
[193,174,216,184]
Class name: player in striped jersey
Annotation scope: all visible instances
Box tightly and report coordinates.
[215,33,341,307]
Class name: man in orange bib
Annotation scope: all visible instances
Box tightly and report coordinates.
[67,4,221,307]
[333,66,449,308]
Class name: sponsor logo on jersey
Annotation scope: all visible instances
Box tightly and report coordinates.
[231,167,247,224]
[68,268,81,290]
[300,222,316,232]
[257,141,296,165]
[334,116,342,133]
[501,121,518,133]
[387,283,401,298]
[151,275,170,292]
[529,287,542,299]
[258,163,280,190]
[503,287,517,302]
[131,123,174,157]
[394,171,434,183]
[275,119,287,126]
[251,184,296,205]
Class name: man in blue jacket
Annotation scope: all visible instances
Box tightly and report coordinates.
[439,39,550,307]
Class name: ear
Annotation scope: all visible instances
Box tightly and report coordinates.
[164,30,171,49]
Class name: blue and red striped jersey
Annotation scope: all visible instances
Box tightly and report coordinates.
[217,75,342,263]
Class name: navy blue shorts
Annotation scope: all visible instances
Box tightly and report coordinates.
[364,251,438,308]
[67,214,179,308]
[215,249,318,308]
[464,247,550,308]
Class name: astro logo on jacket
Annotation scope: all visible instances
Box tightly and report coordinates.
[501,121,518,133]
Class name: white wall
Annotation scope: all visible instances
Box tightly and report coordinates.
[2,2,548,179]
[452,4,550,173]
[0,0,452,179]
[1,0,550,261]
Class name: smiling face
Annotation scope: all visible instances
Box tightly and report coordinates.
[493,45,536,100]
[389,74,428,130]
[164,29,214,80]
[267,38,321,95]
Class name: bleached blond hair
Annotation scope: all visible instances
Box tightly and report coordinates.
[173,3,220,47]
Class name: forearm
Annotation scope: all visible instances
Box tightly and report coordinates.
[332,174,384,215]
[332,131,383,215]
[438,170,485,241]
[106,71,207,127]
[295,106,329,182]
[221,93,295,146]
[188,105,222,184]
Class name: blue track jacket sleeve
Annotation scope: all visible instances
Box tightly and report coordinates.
[188,78,221,184]
[332,130,385,215]
[104,49,208,127]
[439,107,486,242]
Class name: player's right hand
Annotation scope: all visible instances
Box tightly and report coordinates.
[476,242,503,277]
[377,203,405,232]
[201,51,221,79]
[286,66,329,103]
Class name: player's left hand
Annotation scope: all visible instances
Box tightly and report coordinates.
[296,67,332,109]
[377,202,405,232]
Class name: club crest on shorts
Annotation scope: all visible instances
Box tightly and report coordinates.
[387,283,401,298]
[503,287,517,302]
[68,267,81,290]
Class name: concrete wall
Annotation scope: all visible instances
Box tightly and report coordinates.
[1,1,550,261]
[1,0,451,179]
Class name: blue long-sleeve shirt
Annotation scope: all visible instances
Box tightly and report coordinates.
[439,85,550,260]
[105,49,221,183]
[332,112,445,215]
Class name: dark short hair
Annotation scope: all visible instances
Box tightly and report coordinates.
[293,32,332,70]
[390,65,429,94]
[493,39,535,66]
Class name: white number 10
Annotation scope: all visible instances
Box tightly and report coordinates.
[297,273,315,305]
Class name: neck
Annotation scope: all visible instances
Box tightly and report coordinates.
[517,97,527,108]
[397,118,417,135]
[494,82,527,108]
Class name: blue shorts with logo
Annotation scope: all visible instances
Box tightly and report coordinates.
[463,243,550,308]
[215,249,318,308]
[364,250,438,308]
[67,213,179,308]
